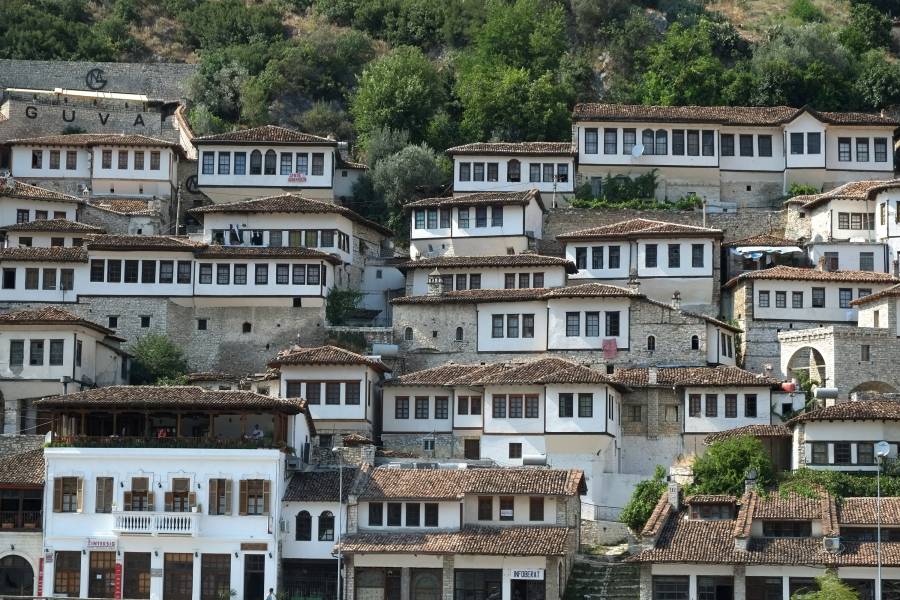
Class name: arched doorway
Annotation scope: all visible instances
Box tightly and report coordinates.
[0,555,34,595]
[411,569,442,600]
[786,347,827,385]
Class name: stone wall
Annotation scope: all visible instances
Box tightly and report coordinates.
[380,432,456,459]
[80,204,163,235]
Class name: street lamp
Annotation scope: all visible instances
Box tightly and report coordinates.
[875,440,891,600]
[332,447,343,600]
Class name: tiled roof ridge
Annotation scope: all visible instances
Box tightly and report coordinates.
[557,218,723,241]
[724,233,800,247]
[703,424,792,445]
[641,492,673,537]
[404,189,545,212]
[800,179,900,209]
[446,141,576,156]
[725,265,899,288]
[787,399,900,425]
[194,124,337,145]
[7,132,177,147]
[0,218,104,232]
[0,177,82,203]
[269,345,391,373]
[733,489,756,539]
[0,306,115,337]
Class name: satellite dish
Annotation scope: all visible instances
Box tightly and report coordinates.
[876,440,891,458]
[631,143,645,158]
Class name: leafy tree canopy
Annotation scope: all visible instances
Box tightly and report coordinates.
[129,334,189,385]
[691,436,775,496]
[620,466,668,531]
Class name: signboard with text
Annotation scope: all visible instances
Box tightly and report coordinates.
[511,569,544,580]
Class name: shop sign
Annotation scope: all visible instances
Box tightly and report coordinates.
[288,173,307,183]
[511,569,544,580]
[87,538,117,550]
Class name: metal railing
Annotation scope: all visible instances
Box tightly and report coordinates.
[113,511,197,535]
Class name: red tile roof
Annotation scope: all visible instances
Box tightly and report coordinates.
[839,498,900,526]
[7,133,178,148]
[641,493,672,537]
[787,400,900,425]
[85,234,198,252]
[801,179,900,209]
[269,345,390,373]
[339,526,573,556]
[194,245,342,263]
[391,288,550,305]
[0,246,88,262]
[405,189,545,212]
[87,198,158,216]
[704,425,792,445]
[35,386,308,413]
[850,283,900,307]
[284,468,356,502]
[0,448,44,486]
[399,254,577,274]
[572,104,899,126]
[194,125,337,146]
[724,234,800,248]
[0,219,104,233]
[386,358,614,387]
[611,366,777,387]
[446,142,575,156]
[724,265,899,288]
[0,178,81,203]
[542,283,643,299]
[0,307,117,338]
[557,218,722,241]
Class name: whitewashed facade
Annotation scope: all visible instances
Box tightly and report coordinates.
[446,142,576,199]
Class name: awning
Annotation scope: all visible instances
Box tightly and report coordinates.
[730,245,804,258]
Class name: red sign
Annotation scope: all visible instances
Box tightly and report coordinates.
[114,563,123,599]
[288,173,307,183]
[37,558,44,596]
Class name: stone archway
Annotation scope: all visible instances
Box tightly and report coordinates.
[0,554,34,596]
[785,346,827,385]
[849,381,899,395]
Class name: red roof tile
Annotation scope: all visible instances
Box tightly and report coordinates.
[0,246,88,262]
[34,386,307,413]
[194,125,337,145]
[405,189,545,212]
[0,307,117,337]
[557,219,722,241]
[572,104,898,126]
[399,254,577,274]
[0,219,103,233]
[446,142,575,156]
[612,366,777,387]
[339,526,573,556]
[704,425,792,445]
[801,179,900,209]
[8,133,177,148]
[0,178,81,203]
[725,266,899,288]
[787,400,900,425]
[269,345,390,373]
[87,198,158,216]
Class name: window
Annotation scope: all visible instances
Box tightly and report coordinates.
[691,335,700,350]
[655,129,668,155]
[118,150,129,169]
[230,151,246,175]
[757,290,770,308]
[280,152,293,175]
[8,339,24,367]
[414,396,429,419]
[812,287,825,308]
[725,394,737,418]
[789,291,803,309]
[758,135,772,157]
[15,209,28,224]
[641,129,654,154]
[475,206,487,227]
[857,138,870,162]
[263,150,277,175]
[403,502,421,526]
[66,150,77,170]
[743,394,757,418]
[387,503,402,526]
[486,163,498,182]
[691,243,704,268]
[508,443,522,459]
[202,152,215,174]
[24,268,38,290]
[522,314,534,338]
[838,137,851,161]
[875,138,888,162]
[255,264,268,285]
[721,134,734,156]
[645,244,657,268]
[833,441,853,465]
[626,405,642,423]
[478,497,492,521]
[147,150,160,170]
[508,395,523,418]
[175,261,191,284]
[806,132,821,154]
[647,335,656,351]
[860,252,874,271]
[140,316,150,328]
[702,130,715,156]
[585,128,599,154]
[49,339,64,366]
[667,244,680,268]
[491,205,503,227]
[684,130,700,156]
[739,134,754,157]
[859,288,872,298]
[492,395,507,418]
[30,149,44,169]
[499,496,514,521]
[424,503,438,527]
[578,393,593,418]
[345,381,361,406]
[575,247,587,270]
[705,394,718,417]
[43,268,57,290]
[566,312,580,336]
[858,442,875,465]
[605,311,620,336]
[55,551,81,596]
[559,393,573,418]
[198,263,213,285]
[29,340,44,365]
[106,260,122,283]
[108,316,118,329]
[459,162,471,181]
[790,132,804,154]
[601,128,617,154]
[609,245,620,269]
[395,397,409,419]
[491,314,504,338]
[506,314,519,338]
[689,394,701,417]
[249,150,262,174]
[506,159,521,182]
[861,344,871,362]
[533,272,544,287]
[367,503,383,527]
[839,288,853,308]
[53,477,81,513]
[318,511,335,541]
[48,149,60,169]
[239,479,270,516]
[775,291,786,308]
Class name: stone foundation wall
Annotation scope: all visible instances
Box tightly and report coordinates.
[380,432,456,459]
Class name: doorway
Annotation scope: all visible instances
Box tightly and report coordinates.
[0,555,33,596]
[511,579,545,600]
[243,554,266,600]
[411,569,442,600]
[88,551,116,598]
[163,553,194,600]
[123,552,151,599]
[464,439,480,460]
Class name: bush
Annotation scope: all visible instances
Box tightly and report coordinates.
[620,466,667,531]
[780,463,900,498]
[129,334,189,385]
[787,182,820,197]
[788,0,826,22]
[691,436,775,496]
[792,571,859,599]
[326,288,363,325]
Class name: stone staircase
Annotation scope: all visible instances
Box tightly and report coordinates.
[564,555,640,600]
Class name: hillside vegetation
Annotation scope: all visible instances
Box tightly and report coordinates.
[4,0,900,229]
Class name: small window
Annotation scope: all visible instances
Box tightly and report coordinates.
[690,335,699,350]
[758,291,770,308]
[368,502,383,526]
[242,322,252,333]
[861,344,871,362]
[529,497,544,521]
[140,316,150,328]
[477,497,492,521]
[499,496,514,521]
[455,327,463,342]
[197,318,208,331]
[508,443,522,459]
[404,327,413,341]
[647,335,656,351]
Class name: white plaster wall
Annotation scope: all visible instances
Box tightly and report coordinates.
[809,198,879,243]
[483,386,545,435]
[410,205,526,241]
[0,198,79,227]
[452,155,574,194]
[719,126,785,172]
[783,113,827,169]
[480,434,545,465]
[544,383,612,433]
[196,144,335,190]
[636,238,714,277]
[808,242,887,272]
[576,121,720,167]
[11,145,92,179]
[752,280,893,322]
[382,386,453,433]
[281,500,345,559]
[461,494,558,525]
[408,266,565,295]
[566,242,631,280]
[279,364,375,424]
[357,499,459,530]
[0,260,84,303]
[683,386,772,433]
[824,126,895,172]
[477,301,548,352]
[546,298,630,350]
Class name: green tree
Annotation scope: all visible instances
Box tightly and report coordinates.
[691,436,775,496]
[791,571,859,600]
[181,0,285,51]
[363,127,411,167]
[620,466,668,531]
[187,52,249,124]
[854,50,900,110]
[840,3,892,54]
[370,144,450,235]
[788,0,826,22]
[351,46,447,144]
[326,288,364,325]
[294,101,355,142]
[474,0,567,73]
[129,334,189,385]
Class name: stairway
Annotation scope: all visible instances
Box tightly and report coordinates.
[564,556,640,600]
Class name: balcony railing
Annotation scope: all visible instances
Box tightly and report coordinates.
[0,510,41,531]
[113,511,198,536]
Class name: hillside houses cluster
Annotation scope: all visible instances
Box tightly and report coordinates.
[2,60,900,600]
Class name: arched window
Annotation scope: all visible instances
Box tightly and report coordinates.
[647,335,656,351]
[642,129,655,155]
[455,327,464,342]
[318,510,335,541]
[264,150,277,175]
[295,511,312,541]
[404,327,413,341]
[691,335,700,350]
[242,322,252,333]
[412,571,441,600]
[655,130,668,155]
[507,159,521,183]
[249,150,262,175]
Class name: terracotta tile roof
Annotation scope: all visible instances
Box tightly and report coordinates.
[725,265,899,288]
[851,283,900,306]
[611,366,777,388]
[0,448,44,486]
[194,125,337,146]
[354,467,585,500]
[784,194,818,205]
[704,424,792,445]
[641,493,672,537]
[386,358,613,387]
[85,234,198,252]
[787,400,900,425]
[839,498,900,526]
[0,219,104,233]
[572,104,899,126]
[34,386,307,413]
[0,307,116,337]
[752,491,829,521]
[339,525,573,556]
[87,198,157,216]
[194,245,342,263]
[398,254,577,274]
[405,189,545,212]
[269,345,390,373]
[543,283,642,299]
[801,179,900,209]
[185,372,240,383]
[336,156,368,170]
[343,433,374,446]
[724,234,800,248]
[391,288,549,305]
[188,194,392,237]
[0,246,87,262]
[557,218,722,241]
[0,178,81,203]
[7,133,177,148]
[446,142,576,156]
[686,494,737,505]
[283,468,356,502]
[385,364,495,387]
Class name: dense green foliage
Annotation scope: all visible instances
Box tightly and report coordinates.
[791,571,859,600]
[325,287,364,325]
[780,462,900,498]
[620,466,668,531]
[691,436,775,496]
[129,333,189,385]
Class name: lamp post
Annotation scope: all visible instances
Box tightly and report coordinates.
[875,440,891,600]
[332,446,343,600]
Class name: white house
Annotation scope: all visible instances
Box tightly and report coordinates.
[0,445,45,596]
[270,345,391,443]
[340,466,585,600]
[0,177,83,226]
[8,133,181,200]
[406,190,545,260]
[193,126,363,203]
[446,142,576,199]
[573,104,897,206]
[2,218,104,248]
[399,254,575,295]
[36,385,314,600]
[559,218,723,308]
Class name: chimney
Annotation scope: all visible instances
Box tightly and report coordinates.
[627,268,641,292]
[671,291,681,310]
[427,269,444,296]
[816,256,826,272]
[744,467,758,494]
[667,481,681,510]
[648,366,658,385]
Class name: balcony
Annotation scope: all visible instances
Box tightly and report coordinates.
[0,510,41,531]
[113,511,198,536]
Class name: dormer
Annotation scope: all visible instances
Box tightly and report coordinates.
[686,495,737,521]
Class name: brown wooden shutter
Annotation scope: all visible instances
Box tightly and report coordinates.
[208,479,218,515]
[238,480,248,516]
[105,479,113,512]
[148,491,155,510]
[53,477,63,513]
[188,492,196,509]
[76,478,84,513]
[164,492,173,512]
[224,479,233,515]
[123,492,133,512]
[262,480,271,516]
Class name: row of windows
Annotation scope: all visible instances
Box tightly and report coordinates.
[809,441,881,465]
[1,267,74,291]
[491,314,536,339]
[477,495,545,521]
[721,133,774,157]
[15,235,83,248]
[574,244,704,270]
[201,150,325,176]
[367,501,440,527]
[837,137,889,162]
[565,311,620,337]
[210,228,350,253]
[836,212,875,231]
[15,208,69,224]
[458,161,569,183]
[30,149,163,171]
[822,251,876,272]
[575,245,620,270]
[198,263,324,286]
[585,128,716,157]
[491,394,541,419]
[394,396,449,419]
[688,393,758,418]
[285,381,362,405]
[413,205,504,229]
[85,259,327,287]
[8,338,79,367]
[757,287,871,309]
[294,510,336,541]
[436,273,482,291]
[90,259,192,284]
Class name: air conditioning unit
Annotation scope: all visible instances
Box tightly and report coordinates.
[285,456,302,471]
